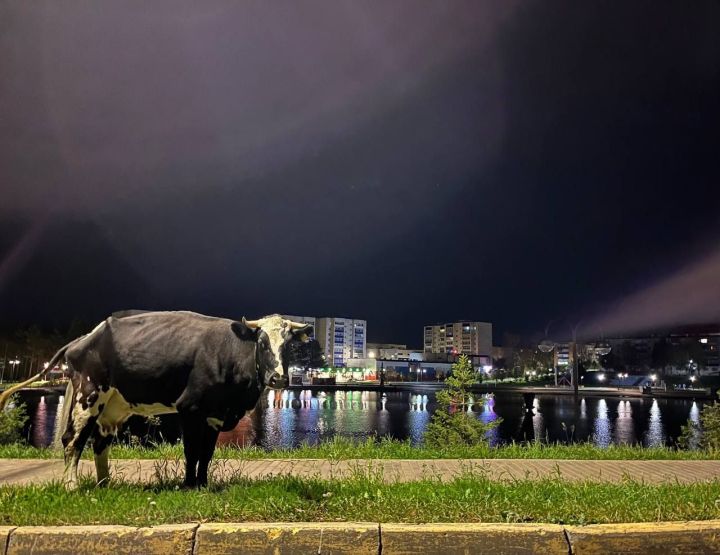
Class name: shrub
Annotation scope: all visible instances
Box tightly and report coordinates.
[679,402,720,451]
[423,355,499,448]
[0,395,28,444]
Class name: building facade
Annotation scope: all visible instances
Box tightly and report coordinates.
[314,317,367,367]
[423,321,492,358]
[367,343,424,361]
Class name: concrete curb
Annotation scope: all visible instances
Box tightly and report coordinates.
[2,521,720,554]
[565,520,720,554]
[380,523,568,554]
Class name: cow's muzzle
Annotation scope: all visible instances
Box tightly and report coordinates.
[268,374,288,389]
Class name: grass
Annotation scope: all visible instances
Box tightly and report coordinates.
[1,436,718,460]
[2,468,719,526]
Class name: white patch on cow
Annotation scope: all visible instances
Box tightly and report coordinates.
[64,387,113,489]
[89,320,106,336]
[206,417,224,430]
[95,387,177,437]
[254,314,295,378]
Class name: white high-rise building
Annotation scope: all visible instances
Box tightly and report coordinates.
[315,317,367,367]
[281,314,366,367]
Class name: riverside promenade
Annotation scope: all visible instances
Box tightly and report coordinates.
[2,457,719,486]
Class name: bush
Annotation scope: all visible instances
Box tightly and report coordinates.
[424,355,499,448]
[679,402,720,451]
[0,395,28,444]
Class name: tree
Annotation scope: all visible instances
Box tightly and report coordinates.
[0,395,27,445]
[512,347,551,378]
[286,338,326,369]
[423,355,499,447]
[651,339,673,375]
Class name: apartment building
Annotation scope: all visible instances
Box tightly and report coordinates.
[314,317,367,367]
[423,321,492,358]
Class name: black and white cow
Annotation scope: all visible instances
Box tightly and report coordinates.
[0,311,312,489]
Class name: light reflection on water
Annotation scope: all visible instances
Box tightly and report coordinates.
[614,400,634,444]
[593,399,610,447]
[646,399,666,447]
[20,389,708,450]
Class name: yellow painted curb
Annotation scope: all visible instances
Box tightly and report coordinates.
[194,522,378,554]
[565,520,720,554]
[380,523,568,554]
[6,523,197,555]
[4,521,720,554]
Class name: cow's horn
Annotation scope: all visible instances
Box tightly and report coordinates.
[242,317,261,329]
[290,321,307,330]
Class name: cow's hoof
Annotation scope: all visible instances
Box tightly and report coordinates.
[64,480,79,491]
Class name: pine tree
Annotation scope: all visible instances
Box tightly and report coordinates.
[424,355,499,448]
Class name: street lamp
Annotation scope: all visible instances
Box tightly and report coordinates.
[9,358,20,380]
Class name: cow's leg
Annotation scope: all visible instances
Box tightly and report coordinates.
[197,425,220,488]
[62,410,97,490]
[179,411,202,488]
[61,379,105,489]
[92,429,113,486]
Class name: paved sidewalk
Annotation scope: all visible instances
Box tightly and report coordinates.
[1,458,719,486]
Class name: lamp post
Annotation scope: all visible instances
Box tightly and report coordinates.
[9,358,20,381]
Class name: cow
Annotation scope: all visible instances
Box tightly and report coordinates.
[0,311,312,489]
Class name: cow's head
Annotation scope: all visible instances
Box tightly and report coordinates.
[232,314,313,389]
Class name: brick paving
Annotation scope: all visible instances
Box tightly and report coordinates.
[1,458,719,486]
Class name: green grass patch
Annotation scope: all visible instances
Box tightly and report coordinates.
[2,470,720,526]
[2,436,718,461]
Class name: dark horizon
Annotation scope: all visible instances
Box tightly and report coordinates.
[2,2,719,347]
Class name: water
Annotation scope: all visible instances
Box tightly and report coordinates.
[19,388,705,449]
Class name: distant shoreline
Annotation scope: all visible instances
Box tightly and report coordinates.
[287,381,715,400]
[4,381,713,401]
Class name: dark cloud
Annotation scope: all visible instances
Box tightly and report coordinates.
[1,1,719,344]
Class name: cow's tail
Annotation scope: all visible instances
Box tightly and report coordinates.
[53,380,74,450]
[0,340,76,411]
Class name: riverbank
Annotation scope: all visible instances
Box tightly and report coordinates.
[4,380,713,400]
[289,381,716,400]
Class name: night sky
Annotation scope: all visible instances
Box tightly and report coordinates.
[1,2,719,346]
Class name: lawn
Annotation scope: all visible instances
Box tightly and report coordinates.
[2,470,719,526]
[1,436,717,461]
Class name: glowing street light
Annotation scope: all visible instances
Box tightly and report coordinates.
[598,373,605,382]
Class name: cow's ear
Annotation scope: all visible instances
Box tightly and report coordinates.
[231,321,258,341]
[292,325,313,342]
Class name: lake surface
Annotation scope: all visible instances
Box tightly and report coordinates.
[19,388,704,449]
